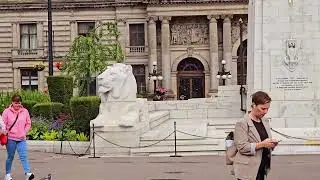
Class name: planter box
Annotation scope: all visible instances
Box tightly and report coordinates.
[0,140,91,155]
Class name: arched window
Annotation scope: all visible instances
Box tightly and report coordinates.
[237,40,247,85]
[177,58,204,72]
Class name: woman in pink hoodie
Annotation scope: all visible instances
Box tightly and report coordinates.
[2,95,34,180]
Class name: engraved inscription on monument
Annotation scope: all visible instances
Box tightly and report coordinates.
[273,77,312,90]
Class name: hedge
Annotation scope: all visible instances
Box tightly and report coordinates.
[0,90,50,113]
[70,96,100,135]
[22,100,37,115]
[32,102,64,121]
[47,75,73,105]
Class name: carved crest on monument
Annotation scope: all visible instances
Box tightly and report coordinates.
[283,38,301,72]
[170,23,209,45]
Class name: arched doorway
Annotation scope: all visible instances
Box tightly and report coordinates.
[237,39,247,85]
[177,57,205,100]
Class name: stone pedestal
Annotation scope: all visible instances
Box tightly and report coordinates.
[248,0,320,128]
[90,122,149,156]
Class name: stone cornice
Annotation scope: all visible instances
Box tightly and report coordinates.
[148,0,248,5]
[0,0,141,10]
[0,0,248,10]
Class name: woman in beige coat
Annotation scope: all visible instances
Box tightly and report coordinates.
[233,91,279,180]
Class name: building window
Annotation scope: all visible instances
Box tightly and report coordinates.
[129,24,145,52]
[20,24,37,55]
[88,78,97,96]
[132,65,146,94]
[21,69,38,90]
[78,22,95,37]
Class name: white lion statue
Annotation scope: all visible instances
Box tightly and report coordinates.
[90,63,145,127]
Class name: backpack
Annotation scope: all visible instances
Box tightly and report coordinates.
[225,122,249,165]
[225,131,237,165]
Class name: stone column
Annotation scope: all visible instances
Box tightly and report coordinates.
[222,15,233,85]
[207,15,220,92]
[13,68,20,89]
[117,18,126,60]
[37,22,44,56]
[148,16,158,93]
[12,23,18,49]
[159,16,171,90]
[70,21,77,43]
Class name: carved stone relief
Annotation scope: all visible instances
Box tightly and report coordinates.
[231,18,248,44]
[170,23,209,45]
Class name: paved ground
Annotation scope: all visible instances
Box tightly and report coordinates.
[0,150,320,180]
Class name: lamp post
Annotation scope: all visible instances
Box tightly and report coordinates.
[48,0,53,76]
[148,61,163,95]
[239,18,246,112]
[216,59,232,86]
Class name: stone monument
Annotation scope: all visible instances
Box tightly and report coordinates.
[90,63,149,156]
[248,0,320,129]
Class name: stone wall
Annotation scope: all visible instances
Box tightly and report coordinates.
[248,0,320,128]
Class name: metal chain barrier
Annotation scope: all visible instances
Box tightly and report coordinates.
[270,128,320,141]
[66,138,93,157]
[93,130,175,149]
[175,129,217,139]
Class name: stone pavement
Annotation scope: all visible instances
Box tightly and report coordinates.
[0,150,320,180]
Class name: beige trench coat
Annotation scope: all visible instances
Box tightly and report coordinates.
[233,114,272,180]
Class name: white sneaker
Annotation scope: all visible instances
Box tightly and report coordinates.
[25,173,34,180]
[4,174,12,180]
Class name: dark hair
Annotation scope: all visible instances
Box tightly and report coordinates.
[251,91,271,106]
[11,94,22,103]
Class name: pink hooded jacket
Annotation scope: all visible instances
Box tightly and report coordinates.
[2,106,31,141]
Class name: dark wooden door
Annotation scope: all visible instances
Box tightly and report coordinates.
[178,73,204,100]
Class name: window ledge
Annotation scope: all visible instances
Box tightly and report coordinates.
[11,48,44,59]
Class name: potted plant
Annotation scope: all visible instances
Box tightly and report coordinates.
[153,87,168,101]
[33,63,45,71]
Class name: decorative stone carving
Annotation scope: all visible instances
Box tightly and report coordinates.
[283,38,301,72]
[116,17,126,24]
[187,47,193,57]
[148,16,158,24]
[207,15,219,23]
[170,23,209,45]
[231,18,248,44]
[159,16,171,24]
[90,63,146,128]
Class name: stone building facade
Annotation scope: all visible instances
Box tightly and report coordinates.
[0,0,248,99]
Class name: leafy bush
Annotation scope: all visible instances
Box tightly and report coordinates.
[32,102,64,121]
[28,117,90,141]
[41,130,58,141]
[70,96,100,135]
[0,90,50,113]
[47,76,73,105]
[27,117,49,140]
[22,100,37,115]
[77,132,89,141]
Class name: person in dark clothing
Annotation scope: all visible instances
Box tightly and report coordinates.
[233,91,279,180]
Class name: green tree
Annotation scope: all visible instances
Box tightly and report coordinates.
[62,22,124,96]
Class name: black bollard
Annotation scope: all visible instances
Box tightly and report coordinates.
[170,121,181,157]
[89,123,100,158]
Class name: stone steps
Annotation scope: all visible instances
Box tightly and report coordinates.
[139,138,220,147]
[149,110,170,130]
[130,143,225,156]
